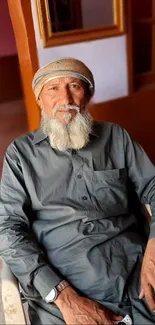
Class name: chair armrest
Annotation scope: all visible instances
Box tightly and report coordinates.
[0,257,26,324]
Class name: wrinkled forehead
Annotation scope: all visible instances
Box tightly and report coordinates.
[42,76,86,88]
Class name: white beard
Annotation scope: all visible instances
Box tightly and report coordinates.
[40,106,93,151]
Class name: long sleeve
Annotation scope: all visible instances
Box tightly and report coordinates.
[0,143,62,299]
[123,128,155,239]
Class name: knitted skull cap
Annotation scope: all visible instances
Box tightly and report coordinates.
[32,57,95,99]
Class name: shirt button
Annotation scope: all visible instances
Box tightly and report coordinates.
[82,196,87,200]
[77,174,82,179]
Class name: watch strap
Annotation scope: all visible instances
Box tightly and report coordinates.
[45,280,69,303]
[56,280,69,296]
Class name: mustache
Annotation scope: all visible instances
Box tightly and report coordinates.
[54,104,80,113]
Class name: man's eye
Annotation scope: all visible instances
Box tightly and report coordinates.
[70,83,80,89]
[48,86,58,91]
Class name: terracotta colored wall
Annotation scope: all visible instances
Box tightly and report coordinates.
[0,1,23,103]
[0,0,17,56]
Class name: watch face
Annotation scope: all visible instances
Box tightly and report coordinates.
[45,288,57,302]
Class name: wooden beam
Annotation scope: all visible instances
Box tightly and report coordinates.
[7,0,40,131]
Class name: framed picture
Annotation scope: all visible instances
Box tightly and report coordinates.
[36,0,124,47]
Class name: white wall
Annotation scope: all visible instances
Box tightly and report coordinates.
[31,0,128,103]
[81,0,114,29]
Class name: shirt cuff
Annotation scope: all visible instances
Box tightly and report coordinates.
[149,218,155,239]
[45,289,54,300]
[33,265,62,299]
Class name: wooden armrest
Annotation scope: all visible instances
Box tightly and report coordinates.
[0,257,26,324]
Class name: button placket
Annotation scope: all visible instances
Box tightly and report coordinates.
[76,174,89,203]
[77,174,82,179]
[72,150,77,156]
[72,153,90,205]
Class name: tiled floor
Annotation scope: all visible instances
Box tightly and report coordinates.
[0,99,28,177]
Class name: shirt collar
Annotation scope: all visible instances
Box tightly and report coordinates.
[33,128,48,145]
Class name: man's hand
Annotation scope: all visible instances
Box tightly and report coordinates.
[55,287,122,325]
[139,238,155,311]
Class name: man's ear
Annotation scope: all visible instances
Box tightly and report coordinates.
[37,96,44,115]
[37,97,41,107]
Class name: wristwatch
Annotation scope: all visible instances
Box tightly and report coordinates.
[45,280,69,303]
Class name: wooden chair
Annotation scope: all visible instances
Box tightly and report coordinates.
[0,257,26,324]
[0,205,152,324]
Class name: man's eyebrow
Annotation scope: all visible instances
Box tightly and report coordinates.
[69,80,82,84]
[70,78,81,82]
[45,83,59,87]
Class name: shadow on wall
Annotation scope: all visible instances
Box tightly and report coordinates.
[0,55,23,103]
[0,0,28,177]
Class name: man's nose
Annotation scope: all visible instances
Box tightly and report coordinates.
[60,87,73,105]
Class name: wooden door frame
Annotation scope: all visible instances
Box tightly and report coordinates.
[126,0,134,94]
[8,0,40,131]
[126,0,155,94]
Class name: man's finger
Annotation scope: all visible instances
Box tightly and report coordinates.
[107,309,123,322]
[144,283,155,311]
[103,312,117,325]
[104,317,114,325]
[139,288,145,300]
[111,314,123,321]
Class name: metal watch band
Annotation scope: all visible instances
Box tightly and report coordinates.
[56,280,69,295]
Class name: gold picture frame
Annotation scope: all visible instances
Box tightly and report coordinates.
[36,0,124,48]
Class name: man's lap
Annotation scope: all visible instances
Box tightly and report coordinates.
[27,295,155,325]
[28,299,65,325]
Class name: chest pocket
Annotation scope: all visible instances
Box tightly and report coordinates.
[88,168,128,216]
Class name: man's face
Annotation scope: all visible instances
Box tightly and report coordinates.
[37,76,93,151]
[37,77,88,124]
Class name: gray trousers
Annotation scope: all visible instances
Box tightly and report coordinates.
[27,257,155,325]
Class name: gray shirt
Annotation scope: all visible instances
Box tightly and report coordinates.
[0,122,155,305]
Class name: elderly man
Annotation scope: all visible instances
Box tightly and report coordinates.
[0,58,155,325]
